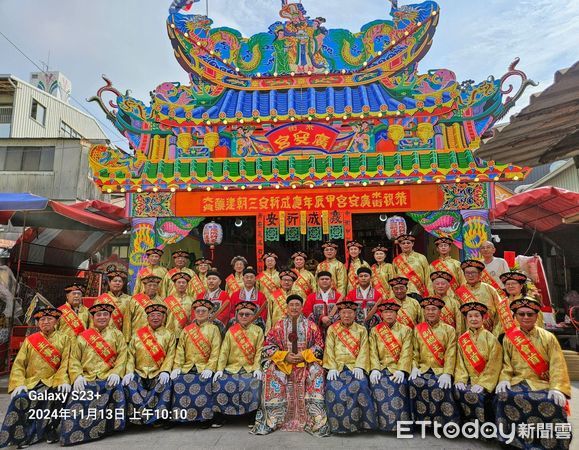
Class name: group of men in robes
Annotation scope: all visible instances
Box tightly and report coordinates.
[0,235,572,449]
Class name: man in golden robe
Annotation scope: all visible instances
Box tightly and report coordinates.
[290,251,315,300]
[371,245,395,299]
[133,248,168,295]
[170,298,221,425]
[92,268,131,334]
[345,240,371,292]
[429,237,465,293]
[123,275,164,342]
[316,242,347,297]
[323,299,376,434]
[265,269,296,331]
[0,306,71,448]
[161,250,203,299]
[453,301,502,424]
[495,297,572,450]
[163,272,194,336]
[392,234,429,300]
[429,271,465,335]
[408,297,460,426]
[122,304,176,426]
[368,300,413,432]
[61,303,128,445]
[388,277,423,330]
[57,283,90,339]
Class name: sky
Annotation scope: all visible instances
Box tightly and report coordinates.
[1,0,578,146]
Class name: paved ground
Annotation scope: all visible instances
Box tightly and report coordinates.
[0,381,577,449]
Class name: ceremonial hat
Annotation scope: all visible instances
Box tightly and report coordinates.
[141,275,162,285]
[231,256,248,266]
[395,234,415,243]
[322,242,339,249]
[419,296,445,309]
[33,306,61,320]
[357,266,372,276]
[429,271,453,283]
[64,282,86,294]
[242,266,257,276]
[106,268,127,280]
[336,299,358,311]
[286,293,304,304]
[291,251,308,259]
[347,240,363,249]
[145,248,164,256]
[191,298,214,310]
[461,259,485,272]
[459,301,488,316]
[206,270,221,279]
[145,304,167,314]
[510,297,541,313]
[171,272,192,283]
[388,276,409,287]
[88,303,115,315]
[279,269,298,281]
[500,271,527,284]
[262,252,278,260]
[316,271,332,279]
[372,245,388,253]
[195,257,212,265]
[172,250,190,259]
[235,301,258,313]
[377,299,401,312]
[434,237,454,246]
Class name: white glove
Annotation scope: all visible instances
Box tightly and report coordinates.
[438,374,452,389]
[58,383,71,394]
[11,385,27,399]
[471,384,484,394]
[106,374,121,387]
[200,369,213,380]
[370,370,382,385]
[253,370,263,380]
[122,373,135,386]
[352,368,364,380]
[170,368,181,380]
[409,367,421,381]
[548,390,566,407]
[495,380,511,393]
[73,375,86,392]
[391,370,405,384]
[454,382,467,391]
[213,371,224,382]
[327,369,339,381]
[158,372,170,385]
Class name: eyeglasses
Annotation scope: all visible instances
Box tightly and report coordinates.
[237,312,254,317]
[516,312,537,317]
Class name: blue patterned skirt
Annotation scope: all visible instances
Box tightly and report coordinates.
[325,370,376,434]
[494,381,572,450]
[60,380,126,445]
[370,370,411,432]
[212,371,261,416]
[408,371,460,426]
[125,375,172,425]
[0,385,61,448]
[171,371,214,422]
[453,385,492,424]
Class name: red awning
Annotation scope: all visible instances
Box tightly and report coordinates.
[490,186,579,233]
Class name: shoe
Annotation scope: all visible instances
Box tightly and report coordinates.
[17,445,29,449]
[211,422,224,428]
[46,429,58,444]
[200,421,212,429]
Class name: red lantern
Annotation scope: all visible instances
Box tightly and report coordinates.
[202,221,223,260]
[386,215,407,241]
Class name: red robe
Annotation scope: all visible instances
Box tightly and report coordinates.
[345,286,383,325]
[304,290,342,326]
[229,289,267,323]
[196,289,230,332]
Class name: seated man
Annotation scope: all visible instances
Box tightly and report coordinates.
[495,297,571,450]
[409,297,460,427]
[323,299,376,434]
[453,301,502,425]
[369,300,413,432]
[122,304,176,426]
[252,294,329,436]
[212,302,264,427]
[170,299,221,425]
[0,306,71,449]
[61,303,128,445]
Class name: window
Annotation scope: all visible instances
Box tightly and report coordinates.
[110,245,129,259]
[0,146,55,171]
[59,121,82,139]
[30,99,46,125]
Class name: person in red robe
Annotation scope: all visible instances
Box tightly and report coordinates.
[304,271,342,331]
[345,266,383,328]
[229,266,267,330]
[196,270,231,335]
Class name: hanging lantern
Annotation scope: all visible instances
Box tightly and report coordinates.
[202,221,223,260]
[386,215,407,241]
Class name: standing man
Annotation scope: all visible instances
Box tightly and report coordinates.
[124,275,164,342]
[323,299,375,434]
[345,267,383,327]
[57,283,90,339]
[429,271,464,335]
[164,272,195,336]
[93,268,131,334]
[291,252,315,300]
[346,240,371,292]
[122,304,176,426]
[226,256,248,295]
[388,277,423,330]
[162,250,203,299]
[0,307,71,448]
[230,266,267,330]
[257,253,281,299]
[61,303,127,445]
[429,237,465,293]
[304,271,342,330]
[371,245,394,299]
[134,248,168,294]
[253,294,329,436]
[392,234,430,300]
[369,300,413,432]
[197,270,231,335]
[316,242,347,297]
[480,241,510,288]
[265,269,296,331]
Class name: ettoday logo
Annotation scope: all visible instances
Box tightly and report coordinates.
[396,420,517,444]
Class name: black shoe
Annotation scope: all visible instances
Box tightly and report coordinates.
[200,420,212,429]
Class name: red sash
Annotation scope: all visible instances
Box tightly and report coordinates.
[293,269,312,296]
[455,286,478,304]
[80,328,117,368]
[226,274,241,294]
[497,297,517,333]
[416,322,445,366]
[458,331,486,375]
[133,293,152,310]
[371,266,390,298]
[347,265,358,289]
[136,326,166,366]
[271,289,288,316]
[394,254,428,296]
[397,308,415,329]
[480,269,502,291]
[506,328,550,381]
[99,292,124,330]
[188,272,204,295]
[334,323,361,358]
[440,306,456,328]
[229,323,256,366]
[184,323,212,362]
[257,272,278,294]
[58,303,86,336]
[375,323,402,362]
[164,295,189,329]
[431,259,461,292]
[28,332,62,371]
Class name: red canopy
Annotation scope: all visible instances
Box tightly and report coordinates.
[491,186,579,233]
